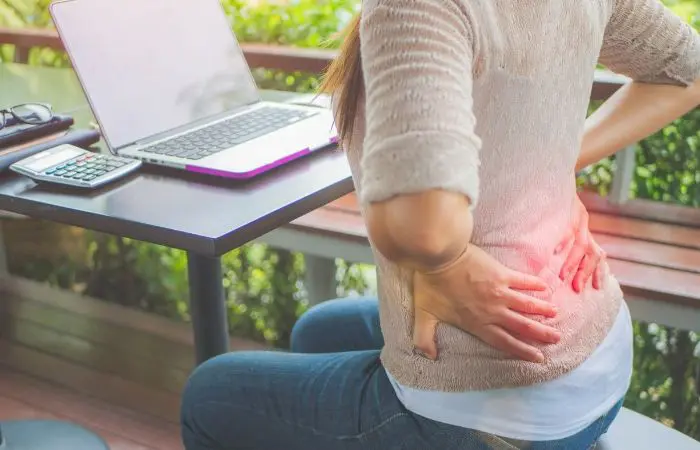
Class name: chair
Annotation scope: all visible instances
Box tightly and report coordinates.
[0,420,109,449]
[598,408,700,449]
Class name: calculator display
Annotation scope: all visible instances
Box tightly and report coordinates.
[25,147,83,172]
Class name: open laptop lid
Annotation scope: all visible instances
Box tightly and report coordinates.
[50,0,260,151]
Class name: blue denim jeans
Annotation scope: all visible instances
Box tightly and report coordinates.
[181,297,623,449]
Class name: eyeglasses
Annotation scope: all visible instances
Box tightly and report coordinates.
[0,103,54,130]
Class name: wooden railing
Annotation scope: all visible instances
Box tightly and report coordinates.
[0,27,625,100]
[0,27,335,75]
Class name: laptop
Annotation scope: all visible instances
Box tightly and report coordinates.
[49,0,338,179]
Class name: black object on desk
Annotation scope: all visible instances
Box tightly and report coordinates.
[0,114,74,149]
[0,144,352,364]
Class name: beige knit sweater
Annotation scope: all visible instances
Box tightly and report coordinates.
[343,0,700,391]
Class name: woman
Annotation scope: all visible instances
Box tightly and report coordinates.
[181,0,700,448]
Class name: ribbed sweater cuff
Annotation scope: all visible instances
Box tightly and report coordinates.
[360,131,480,208]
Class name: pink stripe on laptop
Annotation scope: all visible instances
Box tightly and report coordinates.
[185,148,311,179]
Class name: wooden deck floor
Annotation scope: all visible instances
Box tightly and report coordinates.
[0,364,181,449]
[0,275,270,450]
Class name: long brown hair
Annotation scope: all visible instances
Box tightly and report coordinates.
[319,14,363,144]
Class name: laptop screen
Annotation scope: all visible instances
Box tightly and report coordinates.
[51,0,260,150]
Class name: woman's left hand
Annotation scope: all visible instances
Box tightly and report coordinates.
[557,198,606,293]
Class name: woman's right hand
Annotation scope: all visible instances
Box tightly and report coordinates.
[412,244,561,363]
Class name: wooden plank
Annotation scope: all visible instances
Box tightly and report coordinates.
[0,369,180,449]
[261,226,374,264]
[289,205,367,243]
[325,193,362,214]
[0,307,189,395]
[595,234,700,275]
[0,27,61,50]
[0,394,59,421]
[0,339,181,423]
[0,396,157,450]
[241,42,336,74]
[0,275,268,354]
[608,259,700,309]
[0,222,7,276]
[0,26,333,73]
[589,213,700,250]
[0,294,197,373]
[580,191,700,228]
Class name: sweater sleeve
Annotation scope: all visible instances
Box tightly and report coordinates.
[599,0,700,86]
[358,0,482,207]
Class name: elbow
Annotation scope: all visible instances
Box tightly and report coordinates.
[365,190,474,269]
[368,216,456,266]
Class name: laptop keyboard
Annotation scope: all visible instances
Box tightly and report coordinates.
[141,106,318,160]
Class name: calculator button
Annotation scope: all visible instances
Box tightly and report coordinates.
[94,170,106,177]
[64,171,76,177]
[84,174,97,181]
[54,170,66,176]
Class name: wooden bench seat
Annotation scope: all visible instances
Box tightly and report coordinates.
[274,191,700,331]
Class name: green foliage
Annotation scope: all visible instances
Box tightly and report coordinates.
[2,0,700,440]
[225,0,358,93]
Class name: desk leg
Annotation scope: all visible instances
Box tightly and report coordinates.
[187,252,229,365]
[0,220,8,276]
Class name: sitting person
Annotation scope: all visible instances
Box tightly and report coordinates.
[181,0,700,448]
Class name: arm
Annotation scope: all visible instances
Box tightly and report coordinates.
[578,80,700,171]
[359,0,481,271]
[577,0,700,171]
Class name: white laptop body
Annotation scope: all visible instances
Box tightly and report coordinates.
[50,0,338,179]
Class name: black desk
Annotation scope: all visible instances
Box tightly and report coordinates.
[0,63,352,364]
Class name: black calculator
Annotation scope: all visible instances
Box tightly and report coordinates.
[10,144,142,188]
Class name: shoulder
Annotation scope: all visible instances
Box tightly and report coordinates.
[359,0,484,65]
[360,0,479,32]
